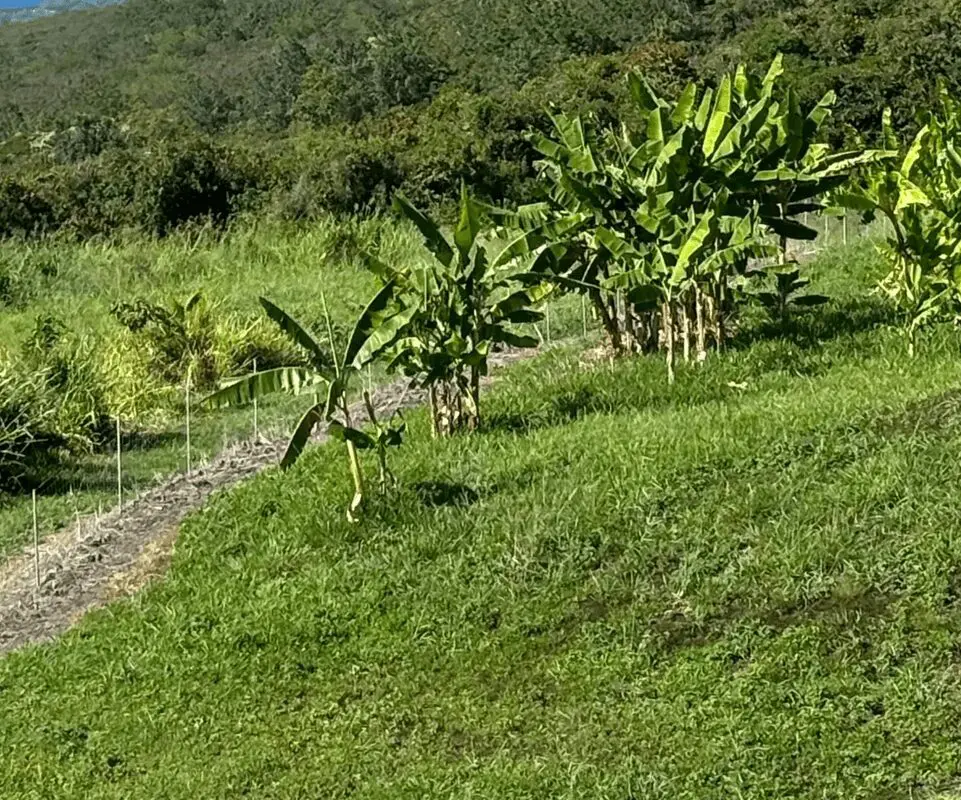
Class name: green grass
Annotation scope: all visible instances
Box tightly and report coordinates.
[5,238,961,797]
[0,217,407,558]
[0,215,591,559]
[0,218,400,345]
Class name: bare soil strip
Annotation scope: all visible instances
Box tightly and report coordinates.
[0,350,536,656]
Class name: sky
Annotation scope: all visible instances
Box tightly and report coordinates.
[0,0,40,7]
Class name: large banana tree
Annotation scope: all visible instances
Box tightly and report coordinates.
[837,92,961,353]
[355,186,551,435]
[508,59,783,369]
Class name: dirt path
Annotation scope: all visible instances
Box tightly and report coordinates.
[0,349,538,655]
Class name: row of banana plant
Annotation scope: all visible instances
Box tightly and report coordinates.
[203,57,961,520]
[495,54,886,381]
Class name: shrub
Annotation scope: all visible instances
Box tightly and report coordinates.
[40,138,262,238]
[0,177,54,238]
[272,130,403,218]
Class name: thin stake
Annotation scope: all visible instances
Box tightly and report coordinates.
[32,489,40,592]
[252,357,259,441]
[581,295,588,338]
[842,215,848,247]
[185,367,192,474]
[116,417,123,518]
[545,304,552,344]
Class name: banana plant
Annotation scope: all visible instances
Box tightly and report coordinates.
[355,185,550,435]
[836,91,961,354]
[204,287,401,521]
[738,60,894,266]
[746,265,829,324]
[509,55,877,372]
[514,59,785,368]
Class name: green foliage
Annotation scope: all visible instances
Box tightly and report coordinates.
[746,265,829,323]
[0,313,115,487]
[841,91,961,352]
[0,177,54,238]
[359,188,548,434]
[0,0,953,236]
[26,137,260,239]
[111,292,218,388]
[513,56,872,380]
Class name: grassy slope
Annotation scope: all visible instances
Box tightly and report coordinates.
[6,243,961,797]
[0,216,588,558]
[0,219,398,558]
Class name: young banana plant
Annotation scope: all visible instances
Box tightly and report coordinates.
[204,284,402,521]
[355,185,549,435]
[747,266,829,324]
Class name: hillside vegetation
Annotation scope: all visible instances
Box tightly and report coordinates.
[0,0,959,238]
[2,5,961,796]
[7,247,961,797]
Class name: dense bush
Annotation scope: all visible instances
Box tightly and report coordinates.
[23,138,261,238]
[0,177,54,238]
[0,315,115,487]
[110,292,304,399]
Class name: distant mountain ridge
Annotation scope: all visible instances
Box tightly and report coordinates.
[0,0,121,24]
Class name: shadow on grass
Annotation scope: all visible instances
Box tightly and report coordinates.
[650,587,893,658]
[117,429,186,452]
[414,481,481,508]
[482,298,900,439]
[735,296,897,351]
[0,427,188,499]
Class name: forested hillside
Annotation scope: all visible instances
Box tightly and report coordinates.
[0,0,959,237]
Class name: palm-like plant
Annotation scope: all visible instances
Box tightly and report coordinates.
[356,186,550,435]
[504,55,885,377]
[837,92,961,354]
[204,287,402,521]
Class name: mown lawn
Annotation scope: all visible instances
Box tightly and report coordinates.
[4,237,961,797]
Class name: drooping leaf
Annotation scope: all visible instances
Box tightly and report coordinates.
[393,194,454,267]
[495,330,540,349]
[354,303,422,367]
[764,217,819,241]
[203,367,323,409]
[328,421,376,450]
[344,279,399,369]
[280,402,324,471]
